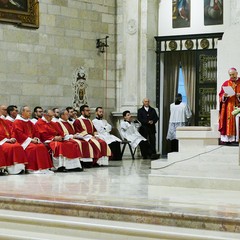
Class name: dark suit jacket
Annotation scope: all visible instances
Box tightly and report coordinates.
[137,106,159,134]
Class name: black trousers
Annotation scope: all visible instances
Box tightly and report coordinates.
[109,141,122,160]
[139,140,153,158]
[139,128,156,154]
[170,139,178,152]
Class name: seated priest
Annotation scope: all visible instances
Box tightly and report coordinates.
[56,109,94,167]
[52,107,60,122]
[73,105,111,166]
[0,117,27,174]
[0,149,7,176]
[92,107,122,160]
[12,106,54,174]
[6,105,18,129]
[120,110,158,159]
[31,106,43,124]
[35,109,84,172]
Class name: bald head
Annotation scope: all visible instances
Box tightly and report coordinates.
[0,105,7,117]
[142,98,150,107]
[228,67,238,81]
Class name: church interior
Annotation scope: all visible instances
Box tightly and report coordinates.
[0,0,240,239]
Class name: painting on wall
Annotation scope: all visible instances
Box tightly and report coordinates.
[204,0,223,25]
[0,0,39,28]
[172,0,190,28]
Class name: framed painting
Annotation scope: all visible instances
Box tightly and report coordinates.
[204,0,223,26]
[0,0,39,28]
[172,0,190,28]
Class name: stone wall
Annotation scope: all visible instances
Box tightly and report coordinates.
[0,0,116,116]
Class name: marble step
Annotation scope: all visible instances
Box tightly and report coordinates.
[150,145,240,190]
[167,145,239,162]
[149,174,240,190]
[0,210,240,240]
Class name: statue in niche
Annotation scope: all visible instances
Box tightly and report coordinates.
[72,66,88,110]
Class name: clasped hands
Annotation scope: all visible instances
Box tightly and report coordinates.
[31,137,40,144]
[6,138,16,143]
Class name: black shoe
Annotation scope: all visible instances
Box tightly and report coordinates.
[18,169,25,175]
[67,167,83,172]
[92,163,100,168]
[110,158,122,161]
[55,166,68,172]
[151,153,160,160]
[0,169,8,176]
[81,162,92,168]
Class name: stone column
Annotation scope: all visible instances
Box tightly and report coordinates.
[116,0,159,113]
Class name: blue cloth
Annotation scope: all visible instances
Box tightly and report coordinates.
[177,0,186,9]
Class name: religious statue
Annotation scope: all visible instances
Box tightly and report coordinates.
[72,66,88,109]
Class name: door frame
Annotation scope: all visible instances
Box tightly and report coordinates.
[155,33,223,156]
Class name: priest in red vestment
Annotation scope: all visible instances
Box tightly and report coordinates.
[5,105,18,130]
[0,148,7,175]
[56,109,94,167]
[35,109,84,172]
[73,105,111,166]
[219,67,240,143]
[12,106,53,174]
[0,118,27,174]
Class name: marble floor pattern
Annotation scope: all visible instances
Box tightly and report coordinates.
[0,157,240,234]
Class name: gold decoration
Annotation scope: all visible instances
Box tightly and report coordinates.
[200,39,209,49]
[168,40,177,51]
[185,40,194,50]
[0,0,39,28]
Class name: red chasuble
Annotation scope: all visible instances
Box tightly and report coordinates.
[219,78,240,136]
[74,118,111,158]
[0,148,6,168]
[0,118,27,167]
[35,118,82,159]
[12,118,53,171]
[56,120,94,159]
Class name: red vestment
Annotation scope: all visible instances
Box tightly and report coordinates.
[35,118,82,159]
[56,120,94,159]
[12,118,53,171]
[5,119,13,130]
[74,117,111,159]
[219,78,240,137]
[0,147,6,168]
[0,118,27,167]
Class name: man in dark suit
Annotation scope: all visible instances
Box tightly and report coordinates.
[137,98,159,158]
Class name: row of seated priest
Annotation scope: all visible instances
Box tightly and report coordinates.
[0,104,116,176]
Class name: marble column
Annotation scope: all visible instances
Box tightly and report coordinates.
[116,0,159,113]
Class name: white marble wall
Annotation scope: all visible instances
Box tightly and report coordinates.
[116,0,159,113]
[217,0,240,109]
